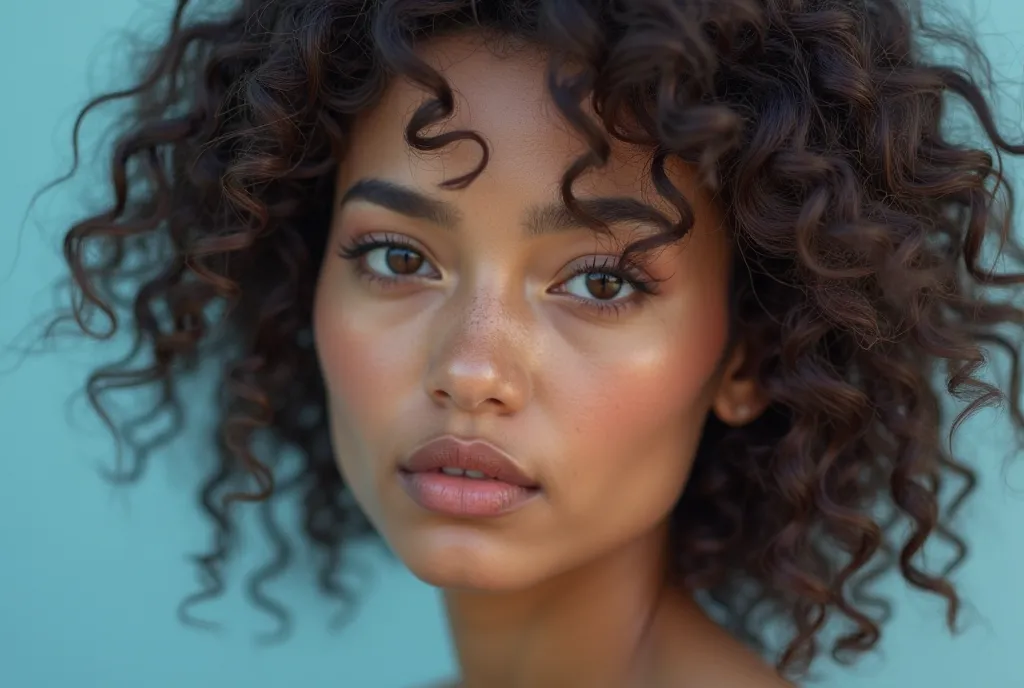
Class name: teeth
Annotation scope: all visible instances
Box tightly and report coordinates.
[439,467,490,480]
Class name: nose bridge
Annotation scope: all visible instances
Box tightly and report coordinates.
[425,286,531,413]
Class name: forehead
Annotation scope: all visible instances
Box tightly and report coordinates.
[339,33,705,213]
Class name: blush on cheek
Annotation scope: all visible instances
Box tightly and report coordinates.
[312,305,401,515]
[314,292,434,459]
[318,330,367,397]
[577,359,703,456]
[612,318,727,418]
[559,305,730,483]
[313,294,392,425]
[546,332,728,553]
[315,303,363,394]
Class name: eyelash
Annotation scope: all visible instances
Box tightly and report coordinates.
[555,256,659,316]
[336,234,660,316]
[338,233,435,283]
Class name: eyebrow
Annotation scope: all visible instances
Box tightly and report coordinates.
[338,178,672,236]
[523,197,672,237]
[339,178,462,227]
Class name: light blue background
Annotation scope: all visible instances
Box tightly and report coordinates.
[1,2,1023,687]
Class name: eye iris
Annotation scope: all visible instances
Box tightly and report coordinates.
[585,272,622,300]
[385,247,423,274]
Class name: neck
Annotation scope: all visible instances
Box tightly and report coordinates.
[442,523,680,688]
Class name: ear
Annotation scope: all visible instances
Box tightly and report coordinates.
[711,342,768,427]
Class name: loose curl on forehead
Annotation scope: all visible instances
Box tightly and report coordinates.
[53,0,1024,676]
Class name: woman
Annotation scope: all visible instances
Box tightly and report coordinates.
[53,0,1024,685]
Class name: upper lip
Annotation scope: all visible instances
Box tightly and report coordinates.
[400,436,539,488]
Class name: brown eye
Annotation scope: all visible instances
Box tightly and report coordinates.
[583,273,623,300]
[358,243,435,279]
[561,268,637,304]
[384,247,424,275]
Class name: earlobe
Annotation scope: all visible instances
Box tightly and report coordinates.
[712,393,767,427]
[711,343,768,427]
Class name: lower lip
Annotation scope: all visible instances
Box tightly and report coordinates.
[398,470,538,517]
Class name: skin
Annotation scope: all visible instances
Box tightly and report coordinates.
[313,33,786,688]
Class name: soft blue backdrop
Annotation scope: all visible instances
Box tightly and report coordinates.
[1,1,1023,687]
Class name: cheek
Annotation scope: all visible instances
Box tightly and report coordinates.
[312,281,422,471]
[549,297,730,520]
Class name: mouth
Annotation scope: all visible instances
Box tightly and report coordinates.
[397,436,541,517]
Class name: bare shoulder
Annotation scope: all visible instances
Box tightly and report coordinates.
[676,639,795,688]
[682,626,796,688]
[654,594,796,688]
[717,661,795,688]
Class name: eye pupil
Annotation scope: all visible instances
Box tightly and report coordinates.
[585,273,622,300]
[385,247,423,274]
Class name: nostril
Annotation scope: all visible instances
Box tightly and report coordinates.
[429,387,507,413]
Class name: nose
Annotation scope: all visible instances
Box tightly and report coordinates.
[423,296,531,415]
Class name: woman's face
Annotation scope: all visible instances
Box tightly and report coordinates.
[313,34,747,591]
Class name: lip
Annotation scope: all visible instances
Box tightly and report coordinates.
[397,436,540,517]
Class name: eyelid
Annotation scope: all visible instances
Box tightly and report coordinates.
[337,232,444,283]
[338,231,429,256]
[555,254,661,295]
[337,235,663,311]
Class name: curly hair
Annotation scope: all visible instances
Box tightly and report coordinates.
[52,0,1024,677]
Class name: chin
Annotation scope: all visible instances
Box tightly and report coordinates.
[395,535,548,592]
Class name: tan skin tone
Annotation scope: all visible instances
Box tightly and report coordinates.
[313,34,790,688]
